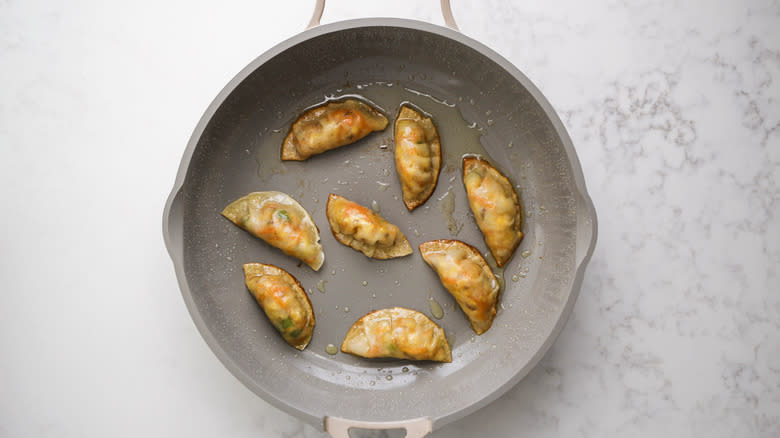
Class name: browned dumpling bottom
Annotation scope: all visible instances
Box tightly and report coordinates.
[341,307,451,362]
[326,193,412,259]
[394,105,442,210]
[282,99,388,161]
[222,191,324,271]
[462,156,523,267]
[419,239,500,335]
[243,263,315,350]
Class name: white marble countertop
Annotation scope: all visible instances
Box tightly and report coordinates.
[1,0,777,436]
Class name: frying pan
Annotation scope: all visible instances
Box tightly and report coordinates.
[163,1,597,436]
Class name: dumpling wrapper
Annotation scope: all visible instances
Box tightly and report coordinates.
[462,156,523,267]
[243,263,315,350]
[282,99,388,161]
[419,239,500,335]
[341,307,452,362]
[222,191,325,271]
[394,105,442,210]
[326,194,412,259]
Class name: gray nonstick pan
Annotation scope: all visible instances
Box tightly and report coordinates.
[162,1,597,437]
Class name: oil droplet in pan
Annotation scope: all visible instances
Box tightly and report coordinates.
[325,344,338,355]
[483,251,505,292]
[438,190,462,236]
[428,297,444,320]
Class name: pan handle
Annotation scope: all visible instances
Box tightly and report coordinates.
[162,187,184,258]
[324,416,432,438]
[440,0,460,30]
[307,0,325,29]
[307,0,460,31]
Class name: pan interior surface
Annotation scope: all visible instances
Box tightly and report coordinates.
[174,20,591,428]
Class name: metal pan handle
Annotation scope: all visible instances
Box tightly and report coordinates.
[307,0,460,31]
[325,416,432,438]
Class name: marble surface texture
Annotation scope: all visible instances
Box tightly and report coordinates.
[1,0,778,437]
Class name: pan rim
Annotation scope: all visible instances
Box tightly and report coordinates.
[162,17,598,431]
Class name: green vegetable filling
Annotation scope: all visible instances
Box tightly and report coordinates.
[279,317,293,330]
[275,210,291,222]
